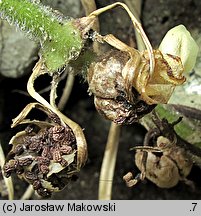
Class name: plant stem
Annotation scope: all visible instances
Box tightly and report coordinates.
[81,0,100,54]
[0,0,83,72]
[98,122,120,200]
[140,104,201,147]
[20,185,34,200]
[0,142,14,200]
[58,70,75,111]
[124,0,145,51]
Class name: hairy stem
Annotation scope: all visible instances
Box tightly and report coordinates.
[0,0,83,72]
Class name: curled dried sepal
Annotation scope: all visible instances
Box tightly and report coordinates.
[102,35,186,105]
[4,102,87,197]
[88,2,155,74]
[87,4,187,106]
[11,103,52,128]
[159,25,199,73]
[137,49,186,104]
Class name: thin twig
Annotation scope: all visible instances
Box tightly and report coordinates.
[98,122,120,200]
[50,74,60,109]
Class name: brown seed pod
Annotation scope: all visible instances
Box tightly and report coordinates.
[135,136,193,188]
[124,117,194,189]
[3,102,87,197]
[87,50,156,124]
[87,24,185,124]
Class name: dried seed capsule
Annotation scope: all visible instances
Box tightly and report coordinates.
[135,136,193,188]
[4,102,87,197]
[87,50,155,124]
[128,117,194,188]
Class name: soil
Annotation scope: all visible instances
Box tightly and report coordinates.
[0,0,201,200]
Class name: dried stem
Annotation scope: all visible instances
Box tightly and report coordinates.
[20,185,34,200]
[50,74,60,109]
[81,0,122,200]
[81,0,100,54]
[0,142,14,200]
[98,122,120,200]
[58,71,75,111]
[124,0,145,51]
[88,2,154,74]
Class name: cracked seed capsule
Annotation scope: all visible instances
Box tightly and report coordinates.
[3,102,87,197]
[87,50,155,124]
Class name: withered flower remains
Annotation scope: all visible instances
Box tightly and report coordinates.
[3,103,87,197]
